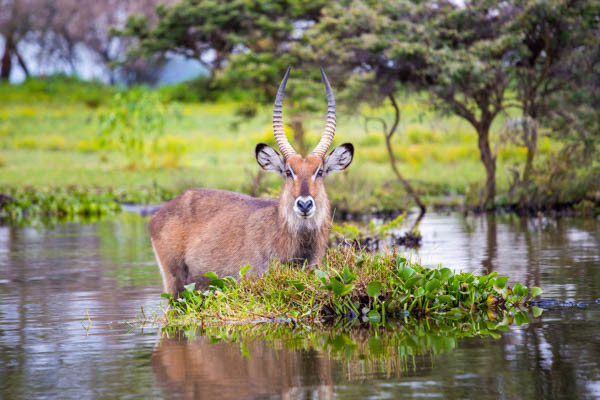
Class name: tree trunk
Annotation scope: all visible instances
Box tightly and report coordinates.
[14,48,29,78]
[289,118,308,155]
[522,119,538,183]
[476,123,496,209]
[387,94,426,216]
[1,35,14,81]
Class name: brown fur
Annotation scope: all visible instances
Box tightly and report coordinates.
[149,155,331,296]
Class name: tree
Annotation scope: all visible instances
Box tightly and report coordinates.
[507,0,600,185]
[302,0,430,214]
[419,0,519,209]
[119,0,328,152]
[0,0,165,82]
[0,0,40,80]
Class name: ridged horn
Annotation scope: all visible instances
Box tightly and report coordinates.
[311,67,336,158]
[273,66,297,160]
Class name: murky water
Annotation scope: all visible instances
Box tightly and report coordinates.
[1,212,599,399]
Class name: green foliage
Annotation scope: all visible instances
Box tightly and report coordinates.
[161,247,543,327]
[332,214,406,241]
[98,88,173,168]
[0,187,121,225]
[0,185,175,226]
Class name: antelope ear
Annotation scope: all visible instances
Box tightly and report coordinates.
[255,143,285,177]
[324,143,354,176]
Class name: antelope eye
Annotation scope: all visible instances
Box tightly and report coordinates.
[317,169,324,177]
[286,169,293,178]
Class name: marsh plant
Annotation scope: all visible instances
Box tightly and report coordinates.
[332,214,422,250]
[160,247,542,327]
[98,89,179,169]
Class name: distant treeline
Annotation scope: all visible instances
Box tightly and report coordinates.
[2,0,599,211]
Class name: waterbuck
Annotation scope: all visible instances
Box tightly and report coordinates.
[149,67,354,296]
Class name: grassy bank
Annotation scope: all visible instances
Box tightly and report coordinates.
[2,77,581,213]
[160,247,542,328]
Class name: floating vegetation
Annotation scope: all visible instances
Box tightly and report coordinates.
[0,186,175,225]
[161,247,543,328]
[332,214,422,250]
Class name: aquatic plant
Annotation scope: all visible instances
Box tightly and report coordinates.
[160,246,542,327]
[331,213,422,249]
[0,185,175,225]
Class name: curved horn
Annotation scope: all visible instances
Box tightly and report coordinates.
[311,67,336,158]
[273,66,297,160]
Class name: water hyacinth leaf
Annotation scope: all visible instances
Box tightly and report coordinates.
[532,306,544,317]
[495,276,509,289]
[342,265,356,284]
[438,295,455,304]
[486,294,498,308]
[531,287,543,298]
[367,281,382,298]
[330,279,346,296]
[426,279,441,293]
[315,270,329,285]
[397,264,416,281]
[184,283,196,292]
[368,336,384,356]
[340,284,355,297]
[513,282,528,297]
[439,268,454,282]
[404,275,421,289]
[514,310,530,326]
[447,307,466,319]
[367,310,381,323]
[160,293,172,300]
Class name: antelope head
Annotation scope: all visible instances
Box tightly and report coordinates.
[256,67,354,230]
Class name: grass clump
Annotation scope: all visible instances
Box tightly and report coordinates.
[161,247,543,327]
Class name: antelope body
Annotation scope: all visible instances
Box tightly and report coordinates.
[149,67,354,296]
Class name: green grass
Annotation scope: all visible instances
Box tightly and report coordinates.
[0,77,564,213]
[159,246,542,328]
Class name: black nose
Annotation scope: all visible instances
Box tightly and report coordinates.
[297,199,313,214]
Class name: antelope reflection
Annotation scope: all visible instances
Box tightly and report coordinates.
[152,335,334,400]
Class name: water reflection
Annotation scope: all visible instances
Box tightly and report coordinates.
[0,212,599,399]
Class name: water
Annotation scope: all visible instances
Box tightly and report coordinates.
[1,212,599,399]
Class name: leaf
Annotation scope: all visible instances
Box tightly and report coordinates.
[439,267,454,282]
[183,283,196,292]
[514,310,530,326]
[532,306,543,317]
[531,286,543,298]
[495,276,508,289]
[239,264,251,277]
[404,275,421,289]
[425,279,441,293]
[367,281,382,298]
[315,270,329,285]
[286,280,305,292]
[160,293,172,300]
[368,336,384,355]
[342,265,356,284]
[340,284,355,297]
[513,282,528,297]
[204,271,219,281]
[397,264,416,281]
[331,279,349,297]
[367,310,381,323]
[438,295,455,304]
